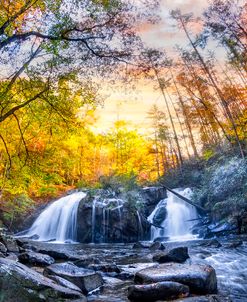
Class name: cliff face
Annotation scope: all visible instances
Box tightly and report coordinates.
[76,188,166,243]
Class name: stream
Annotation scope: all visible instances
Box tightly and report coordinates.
[13,188,247,301]
[23,237,247,302]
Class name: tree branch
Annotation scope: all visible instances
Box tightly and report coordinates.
[0,87,48,123]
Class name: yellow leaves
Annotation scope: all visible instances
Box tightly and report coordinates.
[0,0,45,35]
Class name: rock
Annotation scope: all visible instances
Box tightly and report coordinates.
[0,242,7,253]
[152,202,167,227]
[174,295,232,301]
[103,276,127,289]
[74,256,101,267]
[128,281,189,301]
[226,240,243,248]
[154,236,169,242]
[44,262,104,294]
[47,274,82,292]
[88,263,120,273]
[153,247,189,263]
[0,236,19,252]
[135,263,217,294]
[203,239,222,248]
[208,221,237,237]
[6,253,18,261]
[18,251,55,266]
[118,263,157,280]
[22,243,38,252]
[76,192,151,243]
[30,234,40,240]
[0,257,86,302]
[38,248,74,260]
[196,250,212,259]
[133,241,164,250]
[141,187,167,206]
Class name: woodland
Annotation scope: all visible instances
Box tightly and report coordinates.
[0,0,246,228]
[0,1,247,302]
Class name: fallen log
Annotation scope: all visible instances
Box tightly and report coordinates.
[158,183,208,215]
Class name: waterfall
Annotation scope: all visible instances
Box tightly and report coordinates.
[148,198,167,240]
[148,188,198,241]
[91,198,97,243]
[91,197,124,243]
[17,192,86,243]
[136,211,143,240]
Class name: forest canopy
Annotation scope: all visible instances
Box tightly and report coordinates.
[0,0,246,224]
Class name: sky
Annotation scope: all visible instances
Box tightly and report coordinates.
[93,0,210,134]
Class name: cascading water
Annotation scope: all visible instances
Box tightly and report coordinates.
[17,192,86,243]
[148,188,198,241]
[91,197,125,243]
[136,211,143,240]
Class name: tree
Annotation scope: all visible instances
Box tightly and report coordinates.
[203,0,247,73]
[171,9,246,158]
[0,0,159,172]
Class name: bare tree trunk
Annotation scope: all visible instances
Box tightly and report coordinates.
[179,16,245,158]
[152,67,184,166]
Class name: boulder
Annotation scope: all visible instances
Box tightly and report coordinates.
[226,240,243,248]
[154,236,169,242]
[133,241,164,250]
[141,187,167,206]
[44,262,103,294]
[47,274,82,292]
[74,256,101,267]
[0,236,19,252]
[76,193,150,243]
[22,243,38,252]
[174,295,232,301]
[153,247,189,263]
[38,248,76,260]
[195,250,212,260]
[103,276,127,289]
[6,253,18,261]
[152,203,167,227]
[203,239,222,248]
[128,281,189,301]
[0,242,7,253]
[0,257,86,302]
[88,263,120,273]
[135,263,217,294]
[18,251,55,266]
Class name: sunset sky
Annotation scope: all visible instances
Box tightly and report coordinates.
[94,0,210,133]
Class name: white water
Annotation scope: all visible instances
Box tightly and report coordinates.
[136,211,143,240]
[148,188,198,241]
[19,192,86,243]
[91,197,124,243]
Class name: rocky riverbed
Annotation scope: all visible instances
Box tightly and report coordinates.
[1,229,247,302]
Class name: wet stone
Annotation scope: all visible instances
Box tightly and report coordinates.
[174,295,232,302]
[225,240,243,249]
[1,236,19,253]
[47,274,82,292]
[132,241,164,250]
[18,251,55,266]
[135,263,217,295]
[0,257,86,302]
[44,262,104,294]
[88,263,121,273]
[153,247,189,263]
[128,281,190,301]
[0,242,7,254]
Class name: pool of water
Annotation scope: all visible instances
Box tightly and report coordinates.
[24,237,247,301]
